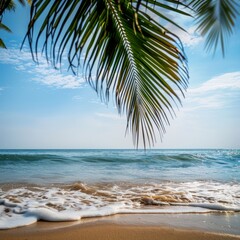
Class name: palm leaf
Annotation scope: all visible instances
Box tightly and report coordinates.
[24,0,190,147]
[188,0,239,56]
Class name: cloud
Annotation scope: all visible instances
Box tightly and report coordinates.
[90,99,106,106]
[184,72,240,111]
[139,3,202,48]
[166,23,203,48]
[177,26,203,47]
[189,72,240,94]
[159,4,203,48]
[95,112,123,120]
[0,47,84,89]
[72,95,82,101]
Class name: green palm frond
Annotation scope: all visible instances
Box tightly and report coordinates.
[189,0,239,56]
[24,0,190,147]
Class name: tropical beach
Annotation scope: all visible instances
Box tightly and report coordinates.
[0,149,240,239]
[1,0,240,239]
[1,216,240,240]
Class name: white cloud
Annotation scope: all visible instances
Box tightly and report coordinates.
[95,112,123,120]
[189,72,240,94]
[72,95,82,101]
[140,3,202,48]
[167,24,203,48]
[0,48,84,89]
[179,26,203,47]
[184,72,240,111]
[159,4,203,48]
[90,99,106,106]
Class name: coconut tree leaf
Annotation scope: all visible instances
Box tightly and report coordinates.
[24,0,189,147]
[188,0,239,56]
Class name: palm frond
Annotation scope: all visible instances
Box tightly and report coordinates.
[189,0,239,56]
[24,0,189,147]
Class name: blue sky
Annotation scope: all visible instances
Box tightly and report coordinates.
[0,3,240,149]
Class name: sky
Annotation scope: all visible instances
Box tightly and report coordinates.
[0,3,240,149]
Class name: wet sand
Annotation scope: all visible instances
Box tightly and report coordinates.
[1,224,240,240]
[1,213,240,240]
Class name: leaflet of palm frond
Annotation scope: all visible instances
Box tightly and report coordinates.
[0,38,7,48]
[0,22,11,32]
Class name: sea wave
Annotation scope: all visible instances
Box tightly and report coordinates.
[0,181,239,229]
[0,149,239,164]
[1,149,239,184]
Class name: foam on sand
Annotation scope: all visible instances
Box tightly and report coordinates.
[1,181,240,229]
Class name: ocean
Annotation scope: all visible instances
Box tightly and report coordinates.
[0,149,239,229]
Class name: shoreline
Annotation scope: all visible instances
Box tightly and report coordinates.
[1,213,240,240]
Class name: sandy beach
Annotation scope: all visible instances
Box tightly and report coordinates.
[1,213,240,240]
[1,222,240,240]
[1,150,239,238]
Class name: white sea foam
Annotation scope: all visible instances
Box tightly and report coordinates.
[0,181,240,229]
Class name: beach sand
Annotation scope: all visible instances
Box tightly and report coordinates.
[1,213,240,240]
[1,224,240,240]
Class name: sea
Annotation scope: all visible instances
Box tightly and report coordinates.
[0,149,239,229]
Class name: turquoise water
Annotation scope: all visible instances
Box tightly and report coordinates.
[0,149,239,184]
[0,149,239,229]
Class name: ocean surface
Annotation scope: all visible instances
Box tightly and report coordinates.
[0,149,239,229]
